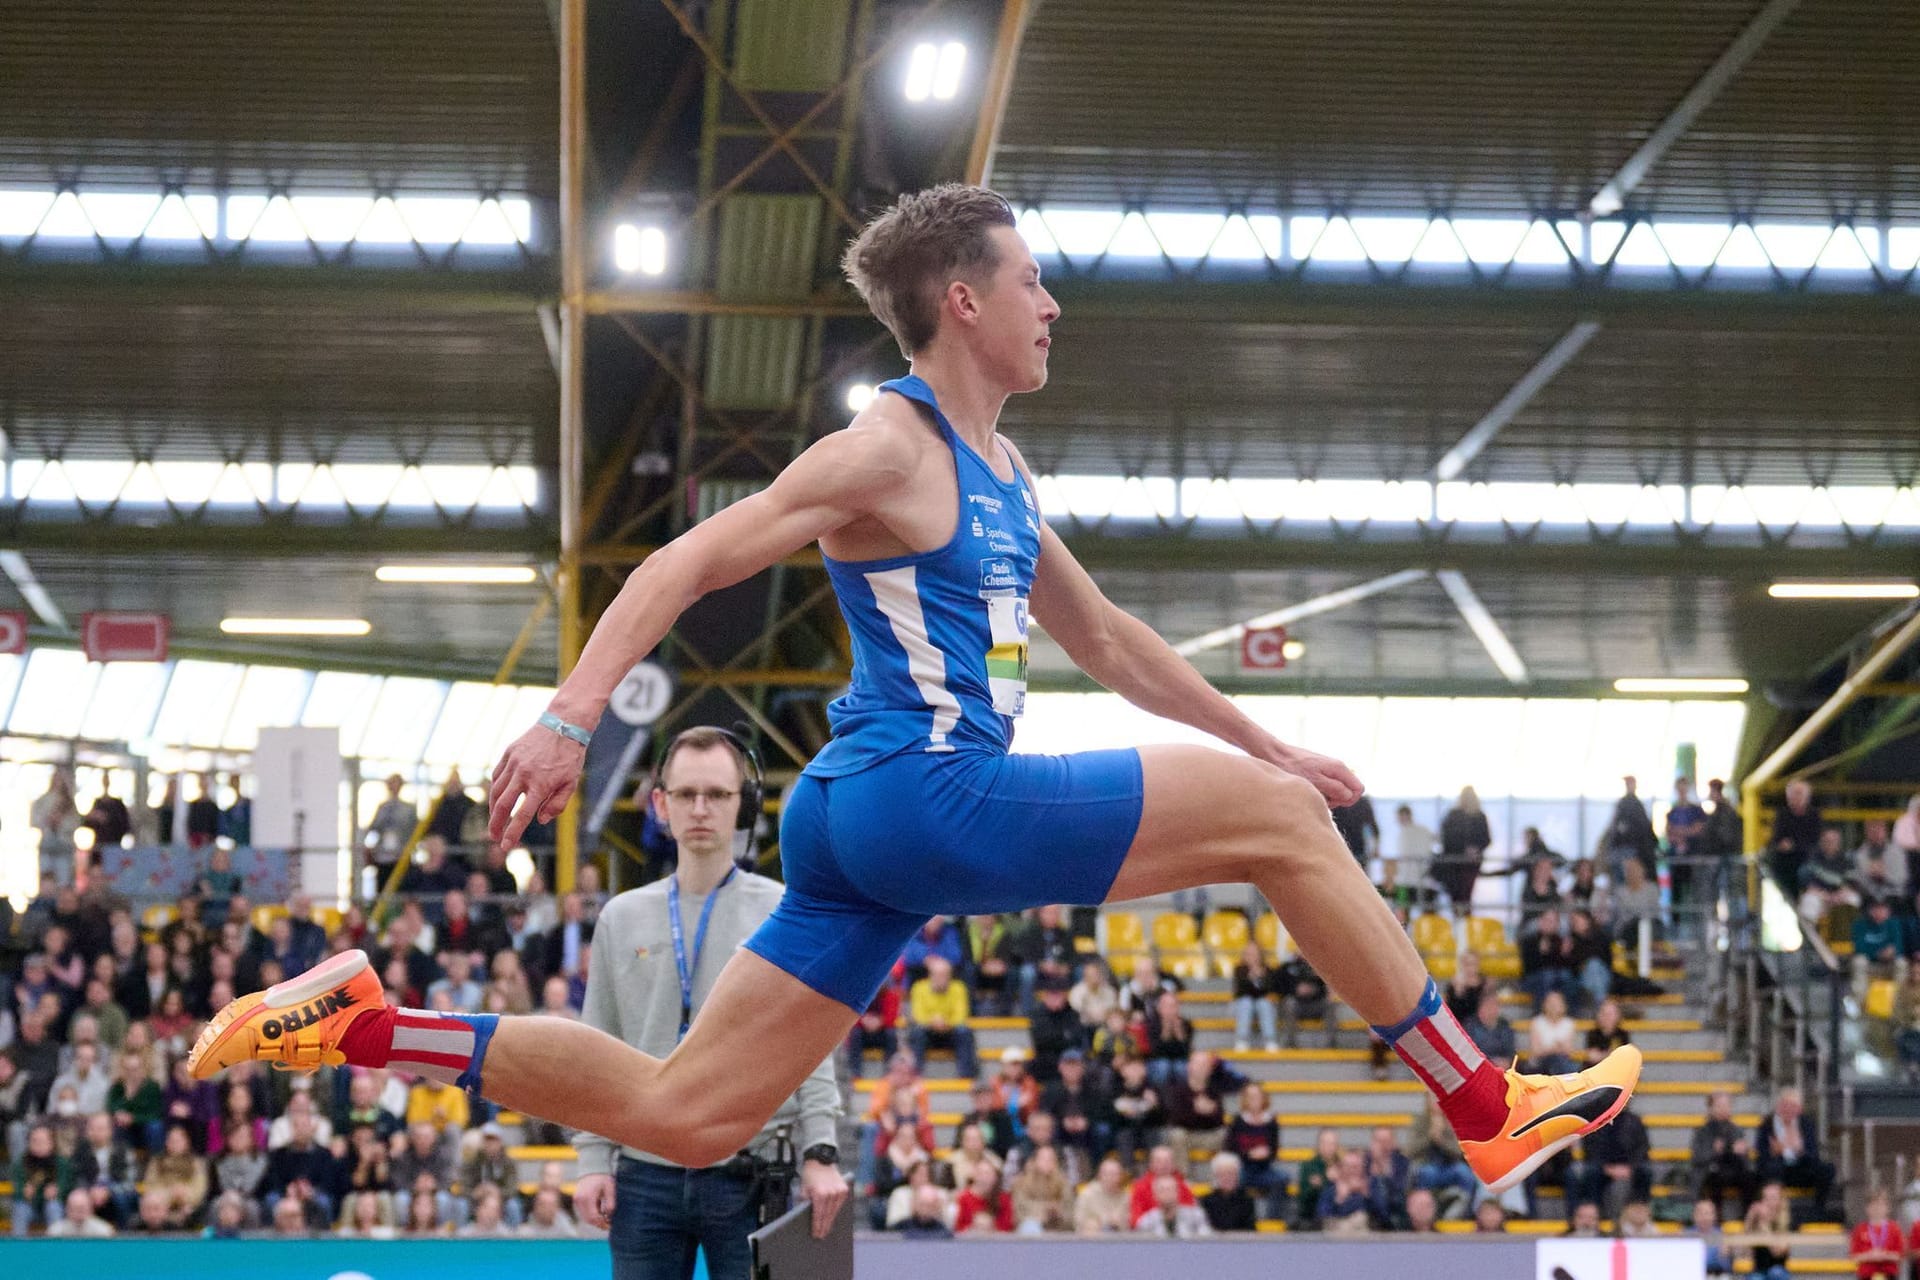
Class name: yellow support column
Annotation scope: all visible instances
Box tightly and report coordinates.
[555,0,588,894]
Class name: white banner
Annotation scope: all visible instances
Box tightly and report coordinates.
[253,725,343,851]
[1536,1238,1705,1280]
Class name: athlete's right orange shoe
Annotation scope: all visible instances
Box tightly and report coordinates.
[188,949,383,1080]
[1461,1044,1643,1192]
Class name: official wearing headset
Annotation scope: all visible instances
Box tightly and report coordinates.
[572,725,847,1279]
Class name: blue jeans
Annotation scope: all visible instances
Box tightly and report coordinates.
[611,1155,758,1280]
[1233,996,1277,1046]
[1577,958,1612,1013]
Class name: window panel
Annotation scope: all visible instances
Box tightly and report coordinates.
[11,649,101,736]
[151,660,246,747]
[222,666,314,750]
[360,677,448,764]
[79,662,170,743]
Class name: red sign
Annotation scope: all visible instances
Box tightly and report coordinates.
[0,610,25,655]
[82,612,170,662]
[1240,624,1289,672]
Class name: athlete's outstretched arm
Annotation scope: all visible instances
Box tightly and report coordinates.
[489,427,909,845]
[1027,521,1362,806]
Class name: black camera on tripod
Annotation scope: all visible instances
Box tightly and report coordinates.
[723,1124,799,1227]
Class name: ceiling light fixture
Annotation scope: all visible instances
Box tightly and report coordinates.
[220,617,371,637]
[1768,581,1919,600]
[613,224,667,276]
[1612,677,1749,695]
[375,565,538,585]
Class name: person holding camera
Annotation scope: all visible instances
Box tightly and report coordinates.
[572,727,846,1279]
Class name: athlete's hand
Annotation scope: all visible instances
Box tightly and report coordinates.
[1265,742,1365,808]
[801,1159,850,1237]
[573,1173,616,1231]
[489,723,588,847]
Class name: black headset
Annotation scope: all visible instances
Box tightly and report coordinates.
[660,723,764,832]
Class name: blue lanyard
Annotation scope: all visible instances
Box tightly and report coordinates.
[668,867,734,1041]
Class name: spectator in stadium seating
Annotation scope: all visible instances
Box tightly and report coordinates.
[426,950,485,1014]
[519,1186,578,1238]
[163,1054,219,1149]
[261,1108,339,1223]
[81,781,132,852]
[1317,1150,1374,1234]
[1462,987,1516,1066]
[1744,1181,1794,1280]
[107,1045,164,1153]
[1895,795,1920,894]
[78,978,129,1054]
[1667,777,1708,905]
[1006,1110,1084,1184]
[1848,1187,1902,1279]
[1385,805,1436,900]
[267,1087,333,1150]
[1128,1144,1197,1228]
[1602,776,1659,883]
[145,1121,209,1228]
[337,1188,396,1239]
[1891,965,1920,1082]
[1028,973,1086,1082]
[1091,1007,1147,1069]
[1201,1151,1258,1232]
[10,1121,70,1236]
[960,914,1014,1015]
[1754,1087,1834,1219]
[1525,990,1578,1075]
[1108,1057,1162,1170]
[47,1184,114,1237]
[1612,857,1661,948]
[1041,1048,1112,1161]
[1145,990,1193,1087]
[1118,954,1181,1016]
[1520,908,1576,1011]
[1403,1186,1439,1234]
[1230,941,1280,1052]
[486,950,535,1016]
[901,916,967,987]
[1225,1081,1281,1214]
[1275,949,1334,1049]
[1136,1172,1211,1238]
[1689,1090,1757,1212]
[1769,780,1823,896]
[1291,1127,1339,1229]
[880,1156,941,1230]
[1584,998,1631,1068]
[1693,1197,1734,1277]
[1435,787,1491,912]
[1010,1142,1073,1233]
[530,891,593,990]
[1410,1103,1475,1218]
[51,1040,110,1118]
[213,1080,269,1157]
[1161,1049,1229,1167]
[74,1110,138,1225]
[425,769,475,848]
[947,1121,1002,1193]
[536,973,579,1019]
[899,1181,955,1239]
[1852,896,1908,1000]
[1069,958,1119,1029]
[1852,820,1905,896]
[1074,1155,1133,1235]
[1365,1125,1411,1229]
[343,1122,394,1198]
[992,1046,1040,1122]
[847,961,904,1077]
[1474,1199,1508,1233]
[905,955,976,1078]
[958,1082,1017,1161]
[953,1162,1016,1234]
[1616,1197,1657,1238]
[1571,1101,1652,1220]
[1443,950,1485,1023]
[876,1117,935,1216]
[150,986,197,1055]
[1030,904,1078,993]
[459,1183,511,1238]
[1563,1199,1602,1237]
[1567,858,1611,924]
[1567,908,1613,1014]
[1519,857,1564,930]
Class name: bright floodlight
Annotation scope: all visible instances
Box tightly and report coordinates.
[614,223,667,275]
[1768,581,1919,600]
[846,383,876,412]
[1281,639,1306,661]
[375,564,538,585]
[221,617,371,637]
[906,42,966,101]
[1612,677,1749,695]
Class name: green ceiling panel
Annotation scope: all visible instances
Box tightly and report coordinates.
[703,314,806,409]
[714,194,824,301]
[731,0,855,92]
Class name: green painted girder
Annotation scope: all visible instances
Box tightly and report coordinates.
[1051,275,1920,332]
[1059,524,1920,577]
[0,258,554,309]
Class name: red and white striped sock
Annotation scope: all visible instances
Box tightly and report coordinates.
[1370,978,1509,1142]
[337,1006,499,1092]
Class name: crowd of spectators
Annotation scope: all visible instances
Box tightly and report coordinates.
[0,831,604,1239]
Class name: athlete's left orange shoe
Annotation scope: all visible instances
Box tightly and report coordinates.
[1461,1044,1643,1192]
[188,949,383,1080]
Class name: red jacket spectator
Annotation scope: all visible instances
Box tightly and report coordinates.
[1849,1216,1901,1278]
[953,1187,1015,1233]
[1128,1169,1195,1227]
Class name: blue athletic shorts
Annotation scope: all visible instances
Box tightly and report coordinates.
[742,747,1144,1012]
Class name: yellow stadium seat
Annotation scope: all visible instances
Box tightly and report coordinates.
[1468,916,1520,979]
[313,905,345,936]
[1152,912,1199,951]
[1864,979,1896,1021]
[1104,911,1145,953]
[1164,953,1212,981]
[1202,911,1251,975]
[1254,913,1285,961]
[1413,914,1457,979]
[251,904,289,934]
[1106,950,1146,977]
[140,903,178,937]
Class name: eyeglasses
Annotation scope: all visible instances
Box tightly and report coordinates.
[665,787,739,807]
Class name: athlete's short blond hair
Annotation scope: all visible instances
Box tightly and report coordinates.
[841,184,1017,357]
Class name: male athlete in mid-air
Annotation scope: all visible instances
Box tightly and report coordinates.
[192,185,1639,1211]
